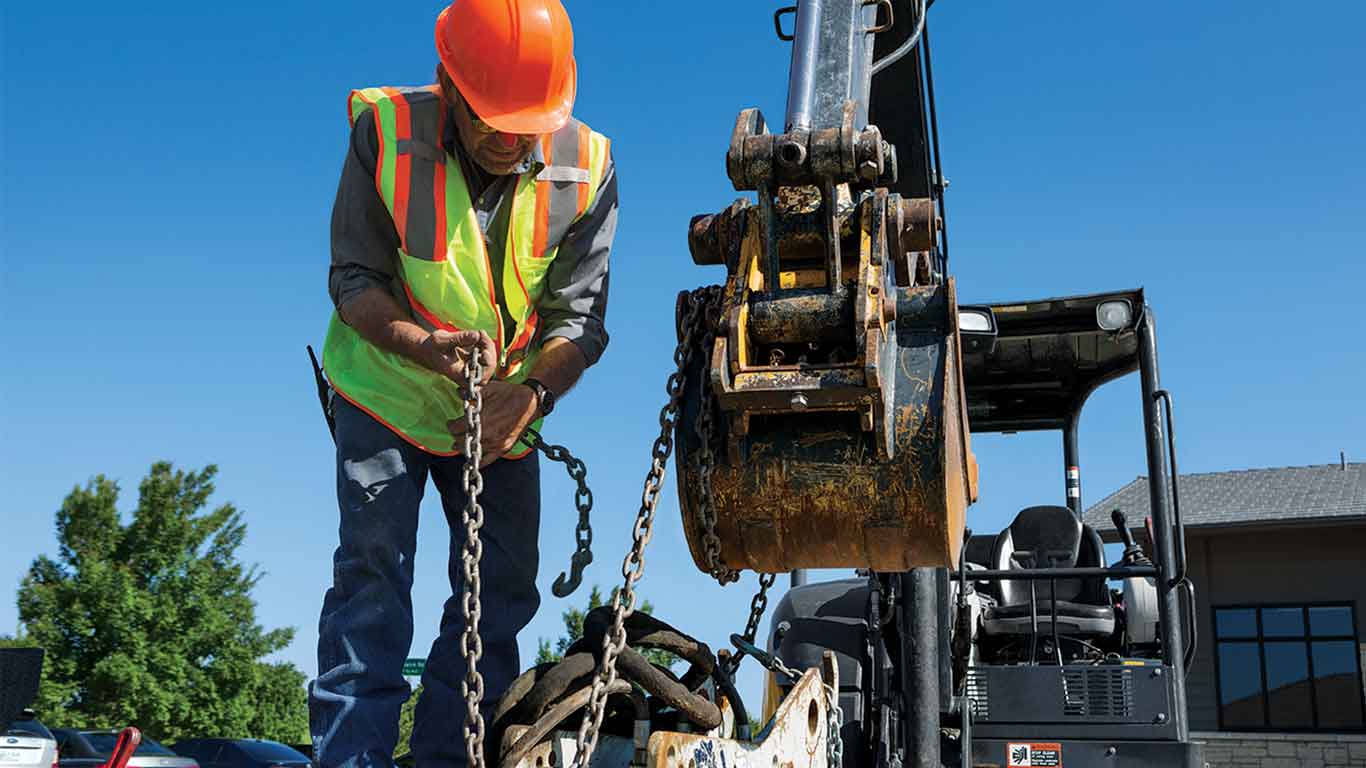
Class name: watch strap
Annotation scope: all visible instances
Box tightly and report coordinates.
[524,378,555,417]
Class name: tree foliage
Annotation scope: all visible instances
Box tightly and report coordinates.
[14,462,308,742]
[395,685,421,759]
[535,586,673,669]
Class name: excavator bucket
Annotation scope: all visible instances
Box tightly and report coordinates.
[678,161,977,575]
[672,0,978,576]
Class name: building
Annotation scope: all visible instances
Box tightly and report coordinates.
[1085,462,1366,768]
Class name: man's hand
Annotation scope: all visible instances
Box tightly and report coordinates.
[448,380,539,466]
[421,330,496,386]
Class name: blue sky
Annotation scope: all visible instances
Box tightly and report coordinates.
[3,1,1364,711]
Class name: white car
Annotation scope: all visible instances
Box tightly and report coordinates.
[2,713,58,768]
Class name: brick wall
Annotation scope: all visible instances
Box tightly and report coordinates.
[1194,732,1366,768]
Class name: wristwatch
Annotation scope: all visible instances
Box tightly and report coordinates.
[523,378,556,417]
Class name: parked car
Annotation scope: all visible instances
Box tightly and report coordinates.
[170,740,307,768]
[2,710,58,768]
[51,731,196,768]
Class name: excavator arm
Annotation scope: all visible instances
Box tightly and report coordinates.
[678,0,976,576]
[493,5,976,768]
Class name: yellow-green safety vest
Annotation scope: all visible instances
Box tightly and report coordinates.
[322,85,611,457]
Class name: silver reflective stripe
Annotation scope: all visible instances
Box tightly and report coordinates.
[401,95,443,262]
[536,165,590,184]
[396,138,444,163]
[542,120,586,252]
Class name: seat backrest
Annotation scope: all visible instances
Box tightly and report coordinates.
[991,505,1098,607]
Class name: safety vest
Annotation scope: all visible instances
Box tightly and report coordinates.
[322,85,611,457]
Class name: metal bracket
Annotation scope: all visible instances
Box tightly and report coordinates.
[726,103,889,192]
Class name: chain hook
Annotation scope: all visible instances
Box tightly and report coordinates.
[551,549,594,598]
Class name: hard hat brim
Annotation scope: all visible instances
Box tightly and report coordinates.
[457,56,577,136]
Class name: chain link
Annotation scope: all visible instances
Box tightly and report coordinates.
[570,286,719,768]
[698,285,789,686]
[456,288,779,768]
[742,573,778,645]
[824,681,845,768]
[526,428,594,597]
[739,642,843,768]
[692,295,740,584]
[459,354,487,768]
[722,572,778,679]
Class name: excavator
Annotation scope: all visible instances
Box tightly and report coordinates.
[469,1,1203,767]
[2,4,1200,767]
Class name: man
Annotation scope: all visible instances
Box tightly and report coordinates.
[309,2,615,767]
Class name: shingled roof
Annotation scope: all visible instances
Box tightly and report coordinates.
[1083,462,1366,534]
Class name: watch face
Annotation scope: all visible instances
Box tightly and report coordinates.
[528,379,553,416]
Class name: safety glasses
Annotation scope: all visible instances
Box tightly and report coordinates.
[462,98,501,136]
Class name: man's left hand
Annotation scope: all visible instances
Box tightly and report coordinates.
[448,381,539,467]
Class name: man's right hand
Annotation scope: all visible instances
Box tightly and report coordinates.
[338,288,497,387]
[421,329,497,385]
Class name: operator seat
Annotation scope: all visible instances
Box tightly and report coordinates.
[981,505,1116,637]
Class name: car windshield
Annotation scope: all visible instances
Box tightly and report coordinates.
[83,734,176,756]
[5,720,53,740]
[234,742,308,762]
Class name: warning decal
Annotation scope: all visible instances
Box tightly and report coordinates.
[1006,742,1062,767]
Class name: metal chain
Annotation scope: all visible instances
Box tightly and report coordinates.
[722,572,778,679]
[824,681,845,768]
[692,289,784,688]
[741,573,778,646]
[570,286,719,768]
[749,640,801,682]
[525,428,594,598]
[740,643,844,768]
[459,353,487,768]
[693,295,740,585]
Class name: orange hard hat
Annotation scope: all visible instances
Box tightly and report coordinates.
[435,0,577,136]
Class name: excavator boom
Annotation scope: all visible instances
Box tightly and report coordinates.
[678,0,976,574]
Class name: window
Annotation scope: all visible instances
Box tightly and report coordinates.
[234,740,310,763]
[4,718,54,740]
[84,733,177,756]
[1215,604,1366,731]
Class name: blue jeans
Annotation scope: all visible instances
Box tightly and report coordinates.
[310,397,541,768]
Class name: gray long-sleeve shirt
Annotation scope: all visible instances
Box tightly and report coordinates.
[329,105,615,366]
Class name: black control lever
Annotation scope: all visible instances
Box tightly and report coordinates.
[1112,509,1151,567]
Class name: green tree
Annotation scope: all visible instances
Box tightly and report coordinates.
[394,685,422,758]
[535,586,673,669]
[15,462,308,742]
